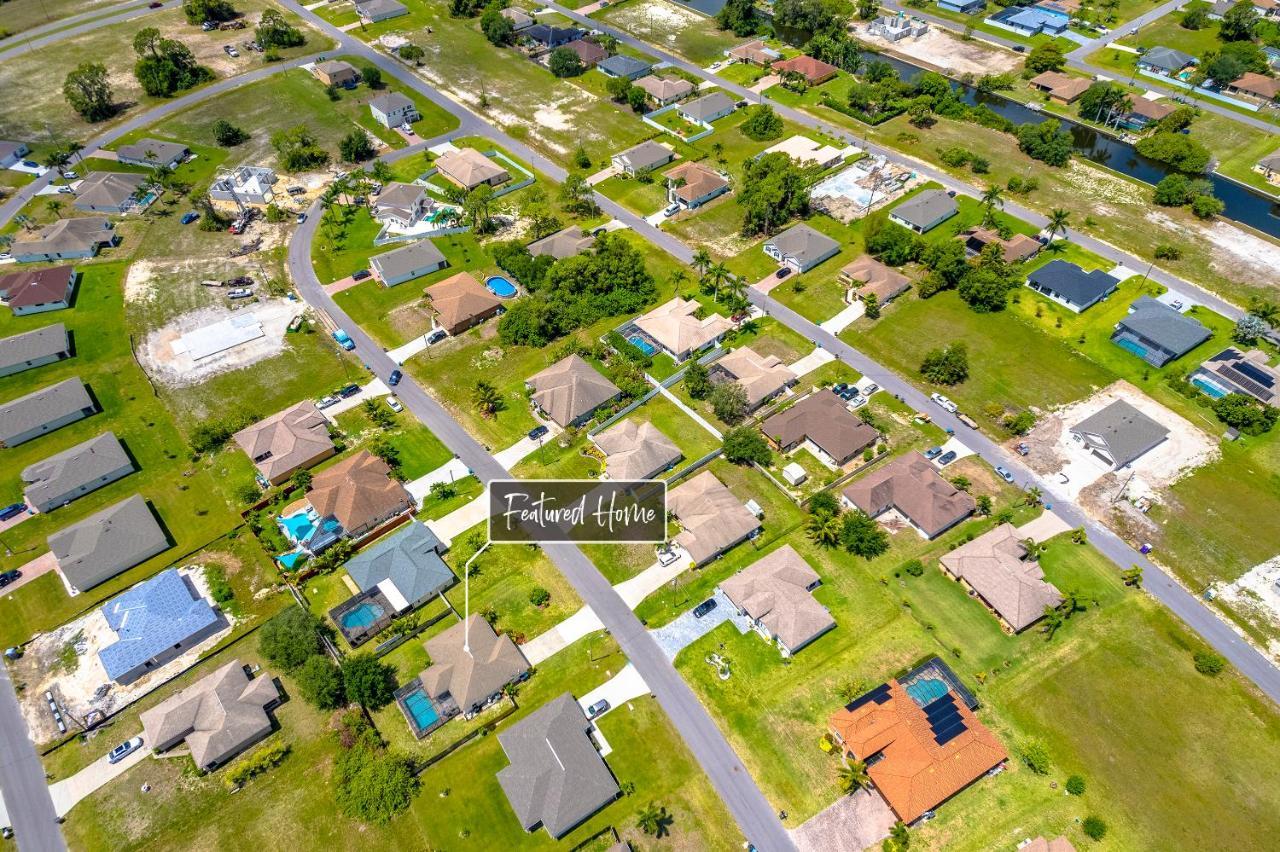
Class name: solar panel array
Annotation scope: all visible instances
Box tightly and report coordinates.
[923,693,969,746]
[1216,364,1272,401]
[843,682,892,713]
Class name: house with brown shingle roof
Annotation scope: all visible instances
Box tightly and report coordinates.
[593,419,682,480]
[939,522,1062,632]
[763,392,878,466]
[1028,70,1091,104]
[667,470,761,565]
[632,297,733,362]
[842,452,975,539]
[563,38,608,68]
[527,227,595,260]
[526,355,622,428]
[720,545,834,656]
[634,74,695,106]
[959,227,1042,264]
[0,266,77,315]
[11,218,114,263]
[307,450,414,539]
[1226,72,1280,102]
[233,400,336,486]
[828,675,1006,824]
[665,161,730,209]
[1121,95,1176,130]
[425,272,504,335]
[772,54,839,85]
[710,346,795,410]
[420,614,529,714]
[74,171,150,214]
[435,147,510,190]
[728,39,781,67]
[839,255,910,305]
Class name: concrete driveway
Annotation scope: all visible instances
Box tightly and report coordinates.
[790,788,896,852]
[0,504,34,536]
[48,738,152,817]
[319,379,391,420]
[578,663,650,720]
[1,551,58,596]
[649,589,750,661]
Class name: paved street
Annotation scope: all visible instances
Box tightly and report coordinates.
[0,662,63,852]
[0,0,179,63]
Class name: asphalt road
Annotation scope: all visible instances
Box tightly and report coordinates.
[0,664,64,852]
[0,0,180,63]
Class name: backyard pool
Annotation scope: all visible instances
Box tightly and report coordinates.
[1191,376,1229,399]
[340,601,385,631]
[278,509,316,542]
[904,676,949,707]
[485,275,518,298]
[403,687,440,730]
[276,551,304,570]
[628,334,657,356]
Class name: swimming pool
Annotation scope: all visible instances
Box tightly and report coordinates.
[402,688,440,730]
[485,276,518,298]
[276,551,305,570]
[278,510,316,543]
[904,676,949,707]
[340,601,385,630]
[1115,338,1149,360]
[628,334,657,356]
[1191,376,1228,399]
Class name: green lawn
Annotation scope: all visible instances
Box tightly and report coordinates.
[593,0,741,65]
[334,402,453,479]
[0,0,125,37]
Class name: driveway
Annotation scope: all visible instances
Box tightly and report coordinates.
[492,422,563,468]
[405,457,472,505]
[0,504,34,536]
[318,379,391,420]
[649,589,750,661]
[521,606,604,665]
[790,788,896,852]
[1015,509,1072,544]
[787,347,834,377]
[424,495,488,546]
[819,300,864,334]
[48,738,152,818]
[577,663,650,720]
[1,551,58,596]
[323,274,365,295]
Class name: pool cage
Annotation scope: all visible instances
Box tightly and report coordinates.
[899,656,979,711]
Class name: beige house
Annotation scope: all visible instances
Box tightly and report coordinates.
[526,355,621,428]
[634,74,695,106]
[667,471,761,565]
[425,272,503,335]
[434,147,510,190]
[593,419,682,480]
[721,545,834,656]
[839,255,910,306]
[233,401,336,486]
[312,59,360,88]
[842,452,975,539]
[709,346,795,411]
[632,297,733,362]
[420,614,530,715]
[939,523,1062,633]
[762,392,878,467]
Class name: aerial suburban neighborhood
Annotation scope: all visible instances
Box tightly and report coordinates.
[0,0,1279,849]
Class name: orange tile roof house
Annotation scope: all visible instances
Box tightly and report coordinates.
[307,450,414,539]
[828,669,1007,824]
[526,354,622,428]
[763,392,879,466]
[959,227,1042,264]
[434,147,510,190]
[632,297,733,361]
[839,255,910,305]
[1028,70,1091,103]
[710,345,796,410]
[842,452,975,539]
[0,266,77,316]
[720,545,835,656]
[939,522,1063,632]
[425,272,504,335]
[667,470,762,565]
[772,55,839,85]
[233,400,336,486]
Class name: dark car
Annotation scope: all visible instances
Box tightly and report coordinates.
[0,503,25,521]
[1012,44,1026,53]
[938,450,958,466]
[587,699,610,718]
[338,384,361,398]
[149,1,163,7]
[692,598,718,619]
[180,211,199,225]
[528,425,549,441]
[832,383,848,395]
[775,267,791,279]
[0,570,21,588]
[427,328,447,345]
[352,269,371,281]
[923,446,943,460]
[839,387,858,400]
[388,369,402,387]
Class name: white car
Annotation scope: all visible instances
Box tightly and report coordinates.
[386,396,403,413]
[108,736,144,764]
[400,123,415,135]
[227,288,253,299]
[930,392,958,414]
[0,253,11,261]
[849,394,868,408]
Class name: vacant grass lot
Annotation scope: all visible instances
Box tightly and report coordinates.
[0,0,126,37]
[593,0,741,65]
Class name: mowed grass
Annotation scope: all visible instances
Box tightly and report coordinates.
[594,0,740,65]
[0,0,126,37]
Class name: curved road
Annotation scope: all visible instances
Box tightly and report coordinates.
[0,0,180,63]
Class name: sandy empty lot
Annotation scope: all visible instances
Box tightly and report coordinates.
[138,299,302,387]
[852,22,1021,76]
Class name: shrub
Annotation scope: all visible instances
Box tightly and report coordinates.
[919,343,968,385]
[259,607,325,671]
[341,653,398,710]
[1019,739,1052,774]
[296,655,346,709]
[740,104,785,141]
[1082,816,1107,841]
[722,426,772,465]
[212,119,249,146]
[1065,774,1086,795]
[529,586,551,607]
[205,565,235,604]
[1153,243,1182,260]
[334,714,419,824]
[224,739,290,791]
[902,559,924,577]
[1193,650,1225,675]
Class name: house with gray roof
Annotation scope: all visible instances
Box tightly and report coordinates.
[0,141,30,169]
[677,91,737,124]
[721,545,835,656]
[496,692,621,838]
[1110,296,1211,367]
[1190,347,1279,405]
[0,323,70,378]
[73,172,150,214]
[0,377,96,447]
[526,355,621,428]
[610,140,674,176]
[1026,260,1119,313]
[369,239,448,286]
[11,218,114,263]
[355,0,408,22]
[889,189,958,233]
[115,138,189,169]
[98,568,224,684]
[49,494,170,593]
[22,432,135,512]
[140,659,280,771]
[1136,46,1197,77]
[527,227,595,260]
[343,522,454,613]
[369,92,419,128]
[1070,400,1169,469]
[764,222,841,273]
[598,54,652,80]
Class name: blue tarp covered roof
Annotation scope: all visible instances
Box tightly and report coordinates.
[98,568,219,680]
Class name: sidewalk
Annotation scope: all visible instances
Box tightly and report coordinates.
[319,378,390,420]
[424,496,488,546]
[48,739,152,817]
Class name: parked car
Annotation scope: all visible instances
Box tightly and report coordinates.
[21,160,39,169]
[1016,442,1030,456]
[400,123,415,135]
[202,20,217,30]
[61,170,78,179]
[148,1,163,6]
[937,450,958,466]
[0,570,21,588]
[0,253,11,261]
[338,383,361,398]
[861,383,879,396]
[528,425,549,441]
[332,329,355,350]
[426,328,447,345]
[386,396,403,413]
[839,386,858,401]
[832,383,848,395]
[296,212,307,224]
[352,269,371,281]
[775,267,791,279]
[224,45,240,57]
[388,369,402,387]
[108,736,144,764]
[930,392,957,413]
[1170,299,1184,310]
[56,185,74,194]
[923,446,943,460]
[317,395,340,409]
[180,211,199,225]
[227,288,253,299]
[995,466,1015,483]
[287,185,306,196]
[0,503,26,521]
[849,394,867,408]
[662,203,679,217]
[692,598,718,619]
[587,699,610,718]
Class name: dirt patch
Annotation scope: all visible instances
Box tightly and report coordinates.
[605,0,707,50]
[1145,209,1280,298]
[387,301,435,341]
[137,299,303,387]
[853,22,1020,76]
[1217,556,1280,656]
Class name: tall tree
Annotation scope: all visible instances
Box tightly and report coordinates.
[64,62,115,122]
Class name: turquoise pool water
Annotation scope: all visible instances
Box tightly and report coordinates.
[403,689,440,730]
[279,510,315,542]
[485,276,517,298]
[628,335,657,356]
[905,677,948,707]
[1116,338,1149,360]
[340,601,384,630]
[1191,377,1228,399]
[276,551,304,569]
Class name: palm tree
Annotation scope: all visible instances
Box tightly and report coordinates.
[472,380,502,417]
[723,273,747,309]
[1040,605,1064,640]
[636,802,671,837]
[980,184,1004,227]
[1046,208,1070,246]
[691,247,712,279]
[370,159,394,183]
[1246,296,1280,326]
[707,262,731,301]
[667,268,689,292]
[1023,486,1042,508]
[46,199,64,220]
[1022,537,1046,560]
[806,512,842,547]
[836,760,870,795]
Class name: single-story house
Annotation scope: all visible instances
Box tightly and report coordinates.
[829,670,1007,824]
[763,135,845,170]
[634,74,694,106]
[526,354,622,428]
[889,189,957,234]
[425,271,504,335]
[0,140,30,168]
[355,0,408,22]
[527,227,594,260]
[632,297,733,361]
[1028,71,1091,104]
[870,13,930,41]
[839,255,910,304]
[721,545,835,656]
[421,614,530,715]
[1256,149,1280,186]
[677,91,737,124]
[233,400,336,486]
[500,6,534,29]
[763,391,878,466]
[1135,46,1196,78]
[0,322,70,379]
[434,147,510,190]
[842,451,975,539]
[11,218,114,263]
[496,693,621,839]
[668,471,762,565]
[1069,399,1169,469]
[140,660,281,771]
[988,4,1069,36]
[209,166,277,208]
[772,55,839,85]
[1225,72,1280,102]
[1120,96,1176,131]
[307,450,415,540]
[611,139,674,176]
[938,0,985,12]
[0,377,96,448]
[313,59,360,88]
[344,522,454,613]
[597,54,651,80]
[959,227,1041,264]
[115,139,189,169]
[1110,296,1211,367]
[23,431,135,513]
[74,171,150,214]
[728,40,781,67]
[563,38,608,68]
[369,92,420,128]
[1190,347,1279,405]
[939,523,1062,633]
[372,182,431,228]
[593,419,682,480]
[524,24,584,49]
[49,494,170,593]
[370,239,448,287]
[1025,259,1119,313]
[98,568,223,684]
[710,345,796,410]
[763,223,841,273]
[665,160,730,209]
[0,266,77,315]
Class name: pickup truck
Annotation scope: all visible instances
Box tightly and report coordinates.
[332,329,355,351]
[956,412,979,429]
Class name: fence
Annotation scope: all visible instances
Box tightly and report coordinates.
[371,594,458,659]
[642,103,716,143]
[412,695,520,774]
[372,223,470,247]
[665,448,723,486]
